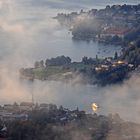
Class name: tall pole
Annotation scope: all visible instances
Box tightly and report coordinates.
[30,80,34,111]
[32,91,34,104]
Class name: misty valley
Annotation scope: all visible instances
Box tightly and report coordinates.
[0,1,140,140]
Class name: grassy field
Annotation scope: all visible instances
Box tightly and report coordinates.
[32,66,70,80]
[31,63,91,80]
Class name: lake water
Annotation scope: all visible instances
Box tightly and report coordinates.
[0,0,140,122]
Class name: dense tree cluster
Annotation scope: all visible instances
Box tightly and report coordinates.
[45,56,71,66]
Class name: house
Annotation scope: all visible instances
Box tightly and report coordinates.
[20,102,34,111]
[3,103,20,112]
[95,65,109,72]
[3,104,13,111]
[0,110,28,122]
[39,103,57,111]
[100,27,131,39]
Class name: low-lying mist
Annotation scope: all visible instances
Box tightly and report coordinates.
[0,0,140,124]
[1,65,140,123]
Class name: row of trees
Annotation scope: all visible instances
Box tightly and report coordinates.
[81,52,119,65]
[46,56,71,66]
[82,56,99,65]
[34,56,71,68]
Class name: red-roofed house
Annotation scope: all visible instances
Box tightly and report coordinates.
[100,27,131,38]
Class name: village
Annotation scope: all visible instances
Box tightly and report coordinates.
[0,101,140,140]
[0,101,87,139]
[0,102,82,122]
[55,4,140,45]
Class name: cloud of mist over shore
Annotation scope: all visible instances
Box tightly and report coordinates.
[24,73,140,123]
[2,68,140,123]
[0,0,140,123]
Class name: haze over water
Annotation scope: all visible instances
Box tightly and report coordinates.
[0,0,140,122]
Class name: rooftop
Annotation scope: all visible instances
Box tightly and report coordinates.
[103,27,131,35]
